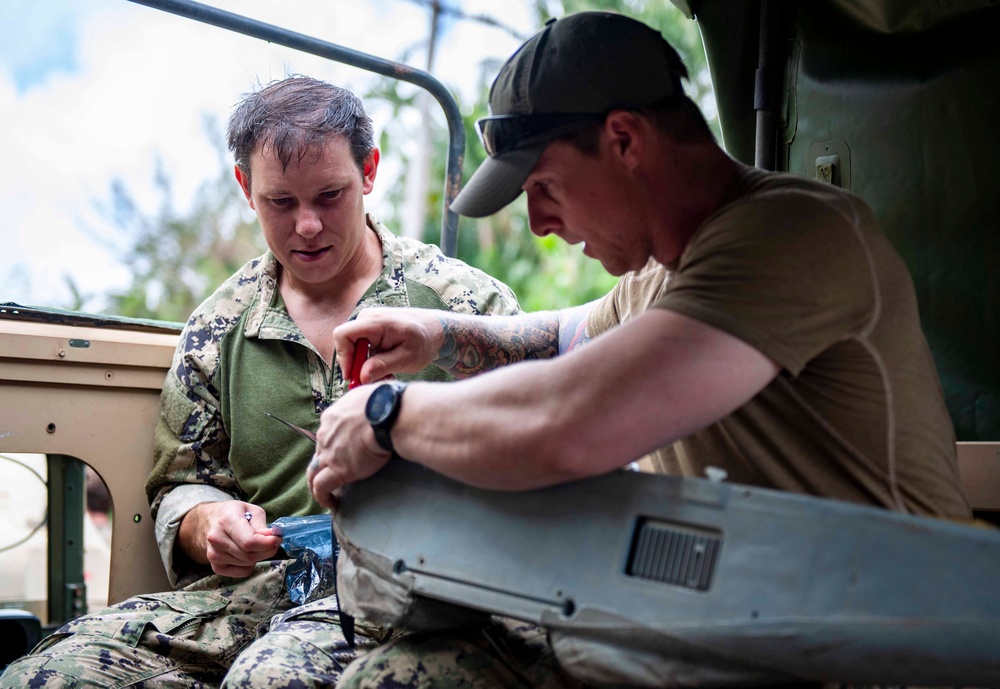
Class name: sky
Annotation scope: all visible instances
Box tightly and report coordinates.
[0,0,536,311]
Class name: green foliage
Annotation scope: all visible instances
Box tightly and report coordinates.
[96,119,266,322]
[463,207,619,311]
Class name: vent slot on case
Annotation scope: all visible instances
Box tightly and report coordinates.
[627,519,722,591]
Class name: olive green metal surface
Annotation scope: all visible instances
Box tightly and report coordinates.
[680,0,1000,441]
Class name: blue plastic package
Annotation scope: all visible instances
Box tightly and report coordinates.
[269,514,339,605]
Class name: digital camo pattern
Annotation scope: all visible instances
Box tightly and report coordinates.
[338,618,594,689]
[221,596,393,688]
[0,562,290,688]
[147,213,519,584]
[0,562,394,688]
[386,230,517,317]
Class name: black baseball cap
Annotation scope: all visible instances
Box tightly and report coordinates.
[452,11,688,218]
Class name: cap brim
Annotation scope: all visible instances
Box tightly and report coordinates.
[452,146,545,218]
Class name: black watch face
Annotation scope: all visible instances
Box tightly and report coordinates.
[366,384,396,425]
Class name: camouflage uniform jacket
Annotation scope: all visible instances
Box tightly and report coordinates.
[147,214,519,587]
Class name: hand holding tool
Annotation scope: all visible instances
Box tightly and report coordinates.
[348,338,371,389]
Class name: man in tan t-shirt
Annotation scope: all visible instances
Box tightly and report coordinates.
[304,11,971,689]
[308,12,968,519]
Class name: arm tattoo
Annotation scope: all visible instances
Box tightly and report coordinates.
[435,314,560,376]
[557,304,594,355]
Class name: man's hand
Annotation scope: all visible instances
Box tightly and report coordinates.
[334,308,445,385]
[177,501,282,578]
[308,385,393,509]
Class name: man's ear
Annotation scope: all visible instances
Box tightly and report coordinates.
[604,111,644,170]
[234,165,254,207]
[362,149,380,194]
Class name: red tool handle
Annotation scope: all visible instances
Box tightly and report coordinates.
[348,338,371,389]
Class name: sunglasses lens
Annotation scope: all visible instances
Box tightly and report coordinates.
[477,119,498,156]
[478,118,525,157]
[477,114,602,157]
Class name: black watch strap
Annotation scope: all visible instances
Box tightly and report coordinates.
[366,381,407,453]
[372,422,394,453]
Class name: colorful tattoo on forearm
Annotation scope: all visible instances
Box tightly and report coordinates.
[558,309,592,354]
[435,315,559,376]
[554,303,594,355]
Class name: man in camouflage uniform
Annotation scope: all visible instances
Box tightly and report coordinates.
[0,75,518,688]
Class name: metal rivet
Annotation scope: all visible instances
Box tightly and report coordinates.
[104,371,114,380]
[57,349,66,358]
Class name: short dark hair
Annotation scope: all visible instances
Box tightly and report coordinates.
[227,75,375,183]
[557,93,715,156]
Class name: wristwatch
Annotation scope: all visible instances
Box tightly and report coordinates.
[365,381,408,453]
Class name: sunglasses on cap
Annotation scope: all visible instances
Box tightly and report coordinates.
[476,112,607,157]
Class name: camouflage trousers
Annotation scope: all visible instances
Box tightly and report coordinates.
[0,560,386,688]
[338,617,594,689]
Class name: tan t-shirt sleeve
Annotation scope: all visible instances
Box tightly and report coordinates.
[588,258,673,338]
[653,189,874,375]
